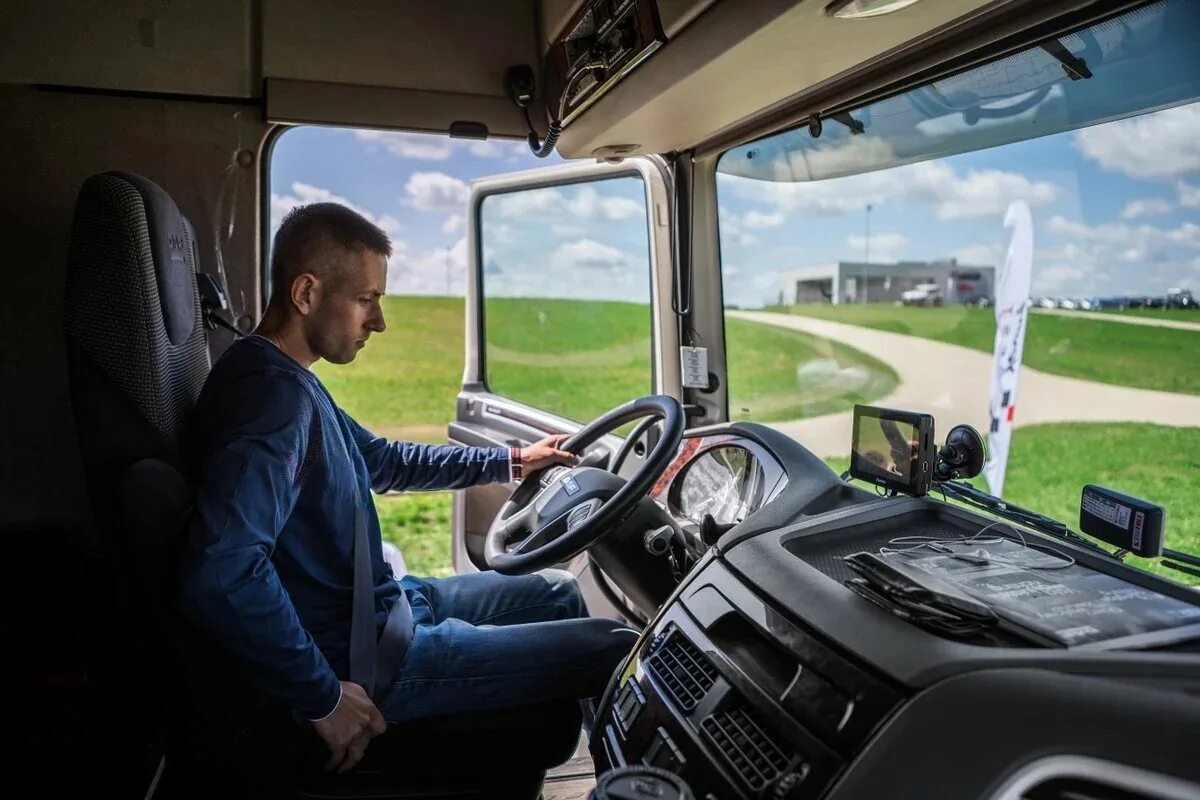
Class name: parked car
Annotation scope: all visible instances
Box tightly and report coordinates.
[900,282,943,306]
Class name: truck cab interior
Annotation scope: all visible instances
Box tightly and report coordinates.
[4,1,1200,799]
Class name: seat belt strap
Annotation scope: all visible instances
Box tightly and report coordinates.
[348,494,377,696]
[348,477,414,701]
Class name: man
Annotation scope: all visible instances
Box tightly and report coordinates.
[179,202,636,774]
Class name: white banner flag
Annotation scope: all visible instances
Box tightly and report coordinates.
[983,200,1034,497]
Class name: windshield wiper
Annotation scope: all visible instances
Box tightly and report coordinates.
[935,480,1200,579]
[935,480,1110,555]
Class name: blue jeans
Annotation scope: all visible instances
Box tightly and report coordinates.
[376,568,638,724]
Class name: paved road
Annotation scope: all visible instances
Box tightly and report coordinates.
[1033,308,1200,332]
[729,311,1200,458]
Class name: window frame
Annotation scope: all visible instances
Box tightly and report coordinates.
[464,157,679,422]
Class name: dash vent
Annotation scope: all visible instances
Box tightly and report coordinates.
[702,701,795,791]
[645,625,717,712]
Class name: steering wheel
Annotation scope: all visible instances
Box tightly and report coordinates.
[485,395,684,575]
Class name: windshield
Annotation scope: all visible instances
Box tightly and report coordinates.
[715,0,1200,585]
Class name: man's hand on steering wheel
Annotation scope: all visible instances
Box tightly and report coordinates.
[486,395,684,575]
[520,433,579,472]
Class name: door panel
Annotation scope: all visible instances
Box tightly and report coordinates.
[449,157,677,624]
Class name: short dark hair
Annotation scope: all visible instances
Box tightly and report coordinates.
[269,202,392,302]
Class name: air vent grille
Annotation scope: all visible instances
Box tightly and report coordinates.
[702,702,794,791]
[645,625,717,712]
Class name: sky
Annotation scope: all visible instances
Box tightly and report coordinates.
[270,102,1200,309]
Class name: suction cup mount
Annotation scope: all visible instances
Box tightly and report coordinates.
[936,424,986,481]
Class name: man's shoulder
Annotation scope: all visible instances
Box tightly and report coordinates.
[196,339,318,426]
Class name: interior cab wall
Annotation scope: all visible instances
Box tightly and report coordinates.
[0,85,267,535]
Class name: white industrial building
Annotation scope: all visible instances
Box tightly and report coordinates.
[778,259,995,305]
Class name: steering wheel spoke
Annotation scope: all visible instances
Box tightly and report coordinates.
[484,395,684,575]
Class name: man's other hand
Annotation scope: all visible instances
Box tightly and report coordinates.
[313,681,387,773]
[521,433,578,472]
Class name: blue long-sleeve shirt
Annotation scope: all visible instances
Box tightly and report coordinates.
[179,335,512,719]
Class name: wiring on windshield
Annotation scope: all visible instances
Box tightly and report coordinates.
[935,479,1111,556]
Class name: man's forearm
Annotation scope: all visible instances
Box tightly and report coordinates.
[366,441,513,492]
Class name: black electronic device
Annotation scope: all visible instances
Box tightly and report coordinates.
[1080,484,1165,558]
[850,405,935,497]
[935,423,986,480]
[544,0,665,127]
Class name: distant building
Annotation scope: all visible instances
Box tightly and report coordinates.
[779,259,994,305]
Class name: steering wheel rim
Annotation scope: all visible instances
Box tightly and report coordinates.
[484,395,684,575]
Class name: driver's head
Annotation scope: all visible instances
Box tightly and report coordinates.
[268,202,391,364]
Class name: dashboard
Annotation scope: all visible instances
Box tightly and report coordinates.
[648,430,789,529]
[591,438,1200,800]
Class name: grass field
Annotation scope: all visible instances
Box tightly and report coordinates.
[315,296,897,439]
[770,304,1200,395]
[385,423,1199,587]
[1094,308,1200,322]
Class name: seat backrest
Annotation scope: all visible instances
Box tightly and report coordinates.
[64,172,210,472]
[62,171,214,788]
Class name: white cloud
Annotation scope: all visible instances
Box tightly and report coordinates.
[552,238,631,270]
[353,129,527,161]
[1046,215,1200,250]
[442,214,464,234]
[551,223,585,237]
[489,184,645,222]
[1179,181,1200,209]
[386,237,468,296]
[846,232,909,262]
[761,135,898,181]
[270,181,402,237]
[405,171,469,213]
[354,130,455,160]
[743,209,785,229]
[1035,264,1088,291]
[1073,104,1200,180]
[950,243,1002,266]
[1121,198,1173,219]
[1030,215,1200,295]
[721,159,1060,221]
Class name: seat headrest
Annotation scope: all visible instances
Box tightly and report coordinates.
[64,171,210,453]
[107,172,199,344]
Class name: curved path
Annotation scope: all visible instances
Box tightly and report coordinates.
[1033,308,1200,332]
[729,310,1200,458]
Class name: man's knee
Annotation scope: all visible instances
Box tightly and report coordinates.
[537,568,587,619]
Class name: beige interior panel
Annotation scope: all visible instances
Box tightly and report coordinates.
[0,0,258,97]
[262,0,538,98]
[555,0,995,158]
[265,79,536,139]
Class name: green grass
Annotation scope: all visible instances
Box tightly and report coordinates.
[373,424,1199,588]
[771,303,1200,395]
[315,296,897,440]
[313,297,467,442]
[374,492,455,578]
[1094,308,1200,323]
[725,317,897,421]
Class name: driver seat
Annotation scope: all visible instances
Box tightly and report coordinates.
[62,171,582,799]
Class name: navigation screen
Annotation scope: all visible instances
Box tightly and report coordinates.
[850,405,933,496]
[853,410,918,484]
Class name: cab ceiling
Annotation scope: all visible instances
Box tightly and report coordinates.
[1,0,1000,157]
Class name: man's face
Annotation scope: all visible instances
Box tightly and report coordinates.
[304,248,388,365]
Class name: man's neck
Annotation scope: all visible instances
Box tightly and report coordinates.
[254,309,318,369]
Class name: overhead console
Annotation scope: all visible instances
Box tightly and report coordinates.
[544,0,668,132]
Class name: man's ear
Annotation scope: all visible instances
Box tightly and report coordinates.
[291,273,320,316]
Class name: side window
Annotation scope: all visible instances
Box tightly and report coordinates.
[479,176,653,422]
